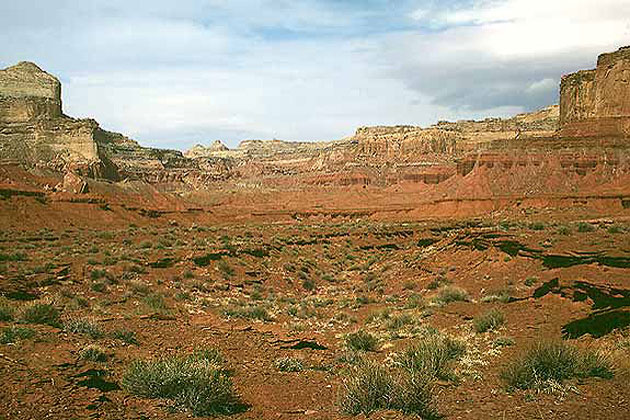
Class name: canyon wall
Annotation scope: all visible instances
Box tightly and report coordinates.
[0,46,628,196]
[560,46,630,137]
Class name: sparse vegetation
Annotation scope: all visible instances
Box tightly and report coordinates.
[0,299,15,321]
[473,308,505,333]
[223,304,271,321]
[344,330,378,352]
[113,328,138,345]
[1,326,35,344]
[577,222,596,233]
[79,344,108,362]
[433,286,469,305]
[20,303,60,327]
[339,355,441,418]
[274,357,304,372]
[64,317,103,339]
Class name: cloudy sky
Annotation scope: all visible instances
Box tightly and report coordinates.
[1,1,628,149]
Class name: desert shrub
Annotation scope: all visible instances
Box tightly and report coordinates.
[222,305,270,321]
[344,330,378,352]
[480,289,512,303]
[608,225,623,234]
[0,252,27,262]
[385,313,415,331]
[405,293,425,309]
[524,276,538,287]
[577,222,595,233]
[64,317,103,339]
[20,303,60,327]
[302,276,316,291]
[434,286,468,305]
[339,359,439,419]
[90,269,107,281]
[218,261,234,279]
[0,300,14,322]
[0,326,35,344]
[501,341,614,390]
[474,309,505,333]
[402,280,416,290]
[129,280,150,295]
[336,350,364,365]
[79,344,108,362]
[143,293,168,313]
[91,281,107,293]
[493,336,515,347]
[274,357,304,372]
[530,222,545,231]
[113,328,138,345]
[122,348,240,416]
[427,275,449,290]
[393,333,466,381]
[556,225,571,235]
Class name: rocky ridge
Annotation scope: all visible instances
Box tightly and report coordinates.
[0,47,629,194]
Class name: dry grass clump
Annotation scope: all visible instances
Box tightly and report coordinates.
[473,309,505,333]
[339,359,438,419]
[274,357,304,372]
[501,341,614,390]
[433,286,469,305]
[123,348,242,416]
[79,344,108,362]
[339,332,465,418]
[64,317,104,339]
[344,329,378,352]
[19,302,60,327]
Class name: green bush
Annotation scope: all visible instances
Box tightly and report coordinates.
[113,328,138,345]
[0,326,35,344]
[79,344,108,362]
[577,222,595,233]
[608,225,623,234]
[473,309,505,333]
[0,300,14,322]
[501,341,614,390]
[434,286,469,305]
[64,317,103,339]
[20,303,60,327]
[344,330,378,352]
[143,293,169,313]
[122,348,241,416]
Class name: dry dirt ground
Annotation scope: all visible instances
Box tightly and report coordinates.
[1,203,630,419]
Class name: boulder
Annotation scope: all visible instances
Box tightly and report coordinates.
[63,171,88,194]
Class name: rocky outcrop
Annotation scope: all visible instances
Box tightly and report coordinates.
[560,46,630,137]
[0,62,62,123]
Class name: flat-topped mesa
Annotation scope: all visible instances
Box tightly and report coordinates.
[0,61,62,123]
[353,106,559,162]
[560,46,630,137]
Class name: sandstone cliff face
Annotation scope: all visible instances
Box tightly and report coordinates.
[1,47,628,194]
[0,62,62,123]
[560,46,630,137]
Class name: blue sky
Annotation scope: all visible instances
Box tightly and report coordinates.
[1,0,628,149]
